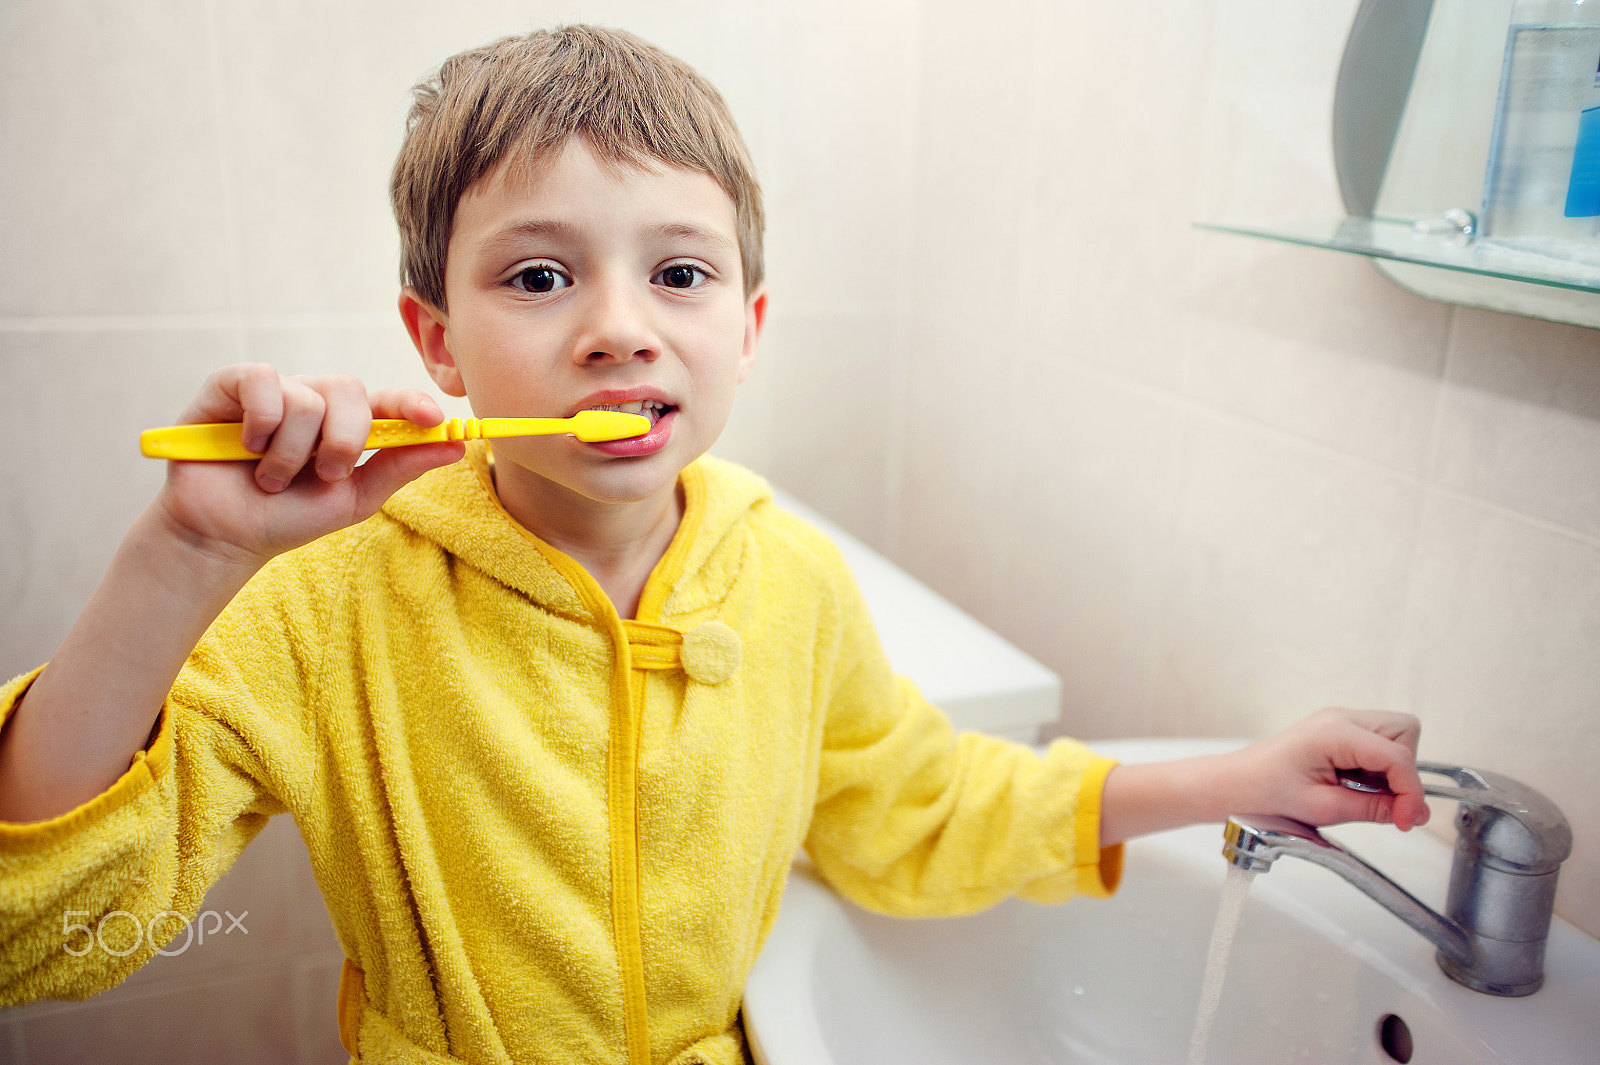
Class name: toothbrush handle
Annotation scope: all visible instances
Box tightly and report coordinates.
[139,411,645,459]
[140,419,458,460]
[364,419,456,449]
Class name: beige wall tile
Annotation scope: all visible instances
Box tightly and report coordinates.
[1183,235,1451,476]
[888,0,1038,617]
[892,292,1017,620]
[1023,2,1219,391]
[210,0,550,316]
[993,360,1186,740]
[726,309,898,549]
[754,1,919,315]
[885,4,1600,944]
[243,320,470,417]
[1196,0,1356,221]
[282,816,346,957]
[0,0,234,317]
[1185,1,1453,477]
[0,328,244,680]
[1147,414,1422,738]
[907,0,1034,299]
[292,956,348,1065]
[1396,493,1600,934]
[712,364,779,490]
[1431,308,1600,537]
[14,966,299,1064]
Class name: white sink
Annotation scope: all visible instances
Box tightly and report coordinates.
[744,740,1600,1065]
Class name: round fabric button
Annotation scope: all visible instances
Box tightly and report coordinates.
[679,621,741,685]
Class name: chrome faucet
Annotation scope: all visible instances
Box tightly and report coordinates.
[1222,762,1572,997]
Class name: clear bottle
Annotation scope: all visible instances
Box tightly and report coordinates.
[1480,0,1600,257]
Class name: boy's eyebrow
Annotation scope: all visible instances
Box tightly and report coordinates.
[479,219,581,253]
[646,222,737,254]
[477,220,735,256]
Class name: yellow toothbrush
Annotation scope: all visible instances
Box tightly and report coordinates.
[140,411,652,460]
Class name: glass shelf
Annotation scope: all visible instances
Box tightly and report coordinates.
[1197,217,1600,295]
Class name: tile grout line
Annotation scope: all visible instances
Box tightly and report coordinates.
[0,312,399,332]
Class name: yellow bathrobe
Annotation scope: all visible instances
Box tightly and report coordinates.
[0,446,1120,1065]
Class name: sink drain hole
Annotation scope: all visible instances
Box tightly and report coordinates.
[1377,1014,1413,1063]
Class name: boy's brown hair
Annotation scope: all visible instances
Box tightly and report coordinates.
[392,25,765,311]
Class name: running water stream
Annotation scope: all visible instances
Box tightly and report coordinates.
[1185,862,1258,1065]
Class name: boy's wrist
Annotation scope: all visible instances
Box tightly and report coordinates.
[1100,750,1259,846]
[1186,748,1259,822]
[1150,752,1245,825]
[140,492,271,590]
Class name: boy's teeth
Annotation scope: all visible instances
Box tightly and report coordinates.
[586,400,666,423]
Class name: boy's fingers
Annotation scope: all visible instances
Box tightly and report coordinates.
[1366,793,1429,831]
[254,379,326,491]
[401,392,447,426]
[1340,708,1422,749]
[234,365,288,455]
[1335,725,1428,830]
[370,388,446,426]
[307,376,372,480]
[176,364,281,443]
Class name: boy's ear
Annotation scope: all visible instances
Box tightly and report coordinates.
[737,286,767,385]
[399,287,466,397]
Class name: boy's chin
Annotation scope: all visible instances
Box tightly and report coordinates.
[502,447,686,507]
[573,464,683,507]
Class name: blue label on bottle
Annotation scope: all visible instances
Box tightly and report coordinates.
[1564,105,1600,217]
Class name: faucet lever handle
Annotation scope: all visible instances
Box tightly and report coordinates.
[1416,762,1572,872]
[1416,762,1500,805]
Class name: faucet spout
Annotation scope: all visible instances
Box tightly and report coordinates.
[1223,814,1475,967]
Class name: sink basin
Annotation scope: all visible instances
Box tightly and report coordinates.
[743,739,1600,1065]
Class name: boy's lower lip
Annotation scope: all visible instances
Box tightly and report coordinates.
[587,408,675,456]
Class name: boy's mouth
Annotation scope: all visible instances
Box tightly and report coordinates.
[583,399,674,426]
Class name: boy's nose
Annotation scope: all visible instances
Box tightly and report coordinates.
[575,280,660,365]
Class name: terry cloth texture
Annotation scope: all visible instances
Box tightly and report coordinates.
[0,446,1121,1064]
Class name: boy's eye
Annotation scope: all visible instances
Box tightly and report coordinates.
[511,265,570,294]
[653,263,708,290]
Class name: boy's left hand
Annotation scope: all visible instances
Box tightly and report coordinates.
[1233,707,1429,831]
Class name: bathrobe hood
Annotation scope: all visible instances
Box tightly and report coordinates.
[381,444,774,623]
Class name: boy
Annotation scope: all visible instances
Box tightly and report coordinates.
[0,25,1428,1065]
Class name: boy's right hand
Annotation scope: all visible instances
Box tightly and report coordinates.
[0,363,465,824]
[154,363,466,568]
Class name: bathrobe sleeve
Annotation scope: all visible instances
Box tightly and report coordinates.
[0,552,322,1007]
[802,549,1122,918]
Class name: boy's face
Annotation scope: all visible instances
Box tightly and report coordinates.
[401,137,765,512]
